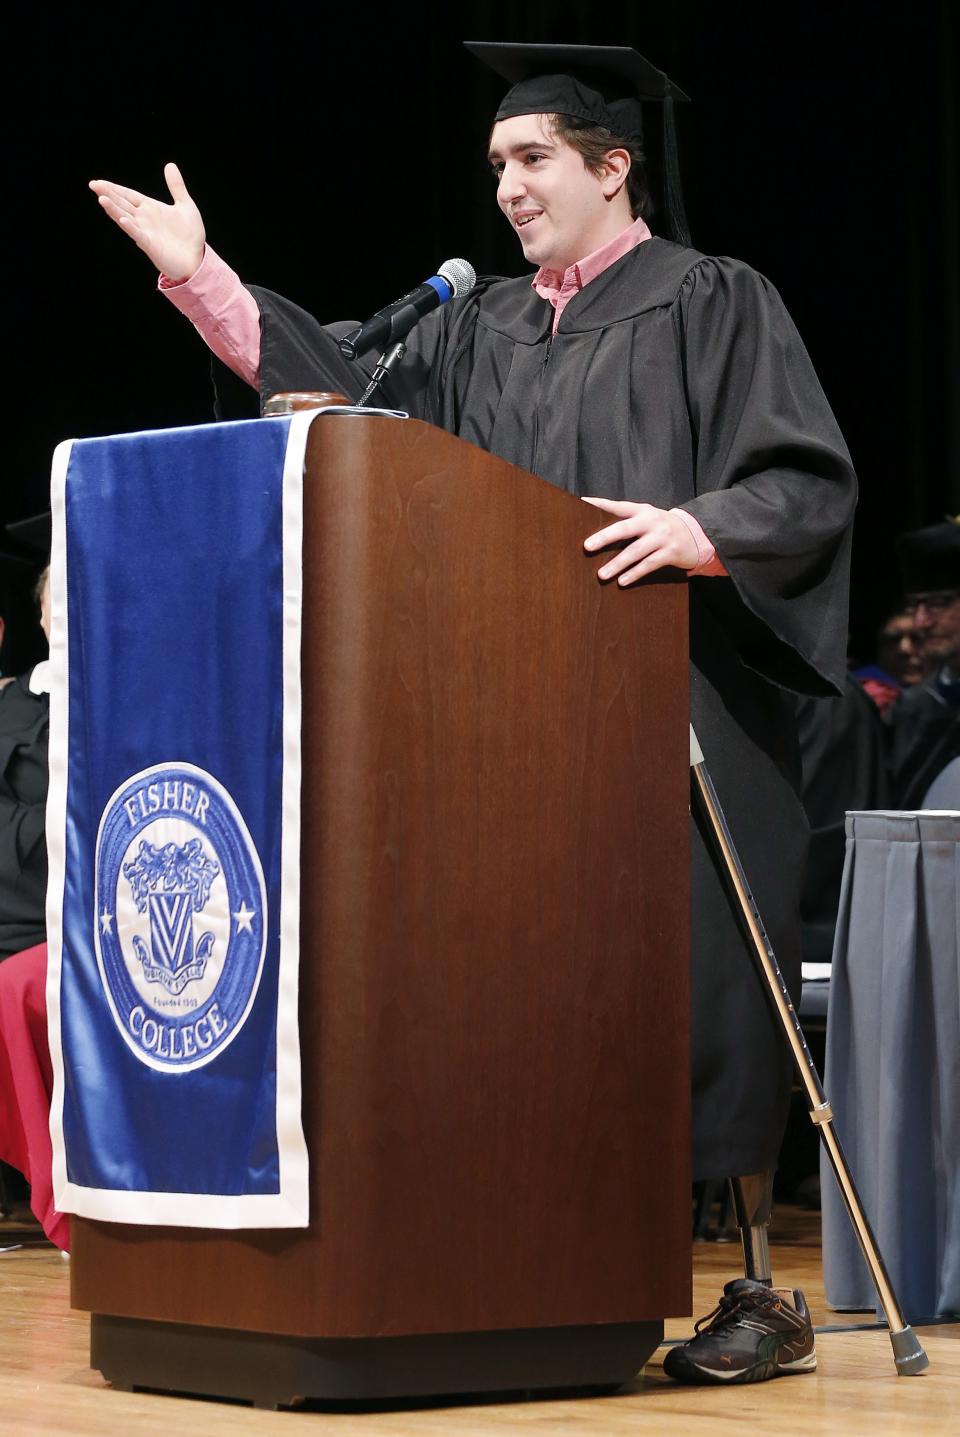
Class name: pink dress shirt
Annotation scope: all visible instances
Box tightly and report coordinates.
[160,247,261,390]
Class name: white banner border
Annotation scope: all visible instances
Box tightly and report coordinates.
[47,414,316,1229]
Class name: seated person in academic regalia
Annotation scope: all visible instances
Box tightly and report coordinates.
[853,607,930,717]
[889,519,960,808]
[89,41,858,1384]
[0,517,52,960]
[1,554,50,965]
[0,520,70,1250]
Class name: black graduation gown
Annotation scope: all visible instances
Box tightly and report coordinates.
[889,675,960,808]
[0,673,49,961]
[224,237,857,1180]
[795,680,890,965]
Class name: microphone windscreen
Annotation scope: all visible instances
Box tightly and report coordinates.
[437,258,476,297]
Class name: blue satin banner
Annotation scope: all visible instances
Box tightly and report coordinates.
[46,417,311,1227]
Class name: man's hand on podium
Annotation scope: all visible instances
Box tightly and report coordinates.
[582,498,699,584]
[89,162,206,283]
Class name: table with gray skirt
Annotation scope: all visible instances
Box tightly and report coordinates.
[821,809,960,1323]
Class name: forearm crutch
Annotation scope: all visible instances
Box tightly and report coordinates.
[689,727,928,1376]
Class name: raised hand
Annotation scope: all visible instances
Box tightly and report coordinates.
[89,162,205,282]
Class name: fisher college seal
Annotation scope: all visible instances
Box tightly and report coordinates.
[94,763,267,1072]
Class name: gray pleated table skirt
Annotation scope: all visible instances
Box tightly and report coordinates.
[821,810,960,1322]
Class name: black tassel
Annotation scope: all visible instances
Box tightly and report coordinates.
[662,95,692,248]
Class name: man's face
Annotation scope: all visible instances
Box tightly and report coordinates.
[908,589,960,670]
[877,611,929,686]
[488,114,617,273]
[39,570,51,644]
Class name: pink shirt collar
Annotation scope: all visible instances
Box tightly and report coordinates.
[532,215,652,332]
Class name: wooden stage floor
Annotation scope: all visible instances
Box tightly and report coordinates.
[3,1205,956,1436]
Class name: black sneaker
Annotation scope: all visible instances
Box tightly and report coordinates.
[663,1278,817,1384]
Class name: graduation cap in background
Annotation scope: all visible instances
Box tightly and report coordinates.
[1,512,50,676]
[464,41,692,245]
[896,517,960,595]
[5,510,51,561]
[0,549,32,671]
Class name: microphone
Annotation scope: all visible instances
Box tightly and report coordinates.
[338,259,476,361]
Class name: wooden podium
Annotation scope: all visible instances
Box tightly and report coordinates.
[70,417,691,1407]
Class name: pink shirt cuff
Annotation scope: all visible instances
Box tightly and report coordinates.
[159,245,261,390]
[671,509,728,576]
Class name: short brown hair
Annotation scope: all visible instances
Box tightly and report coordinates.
[34,565,50,609]
[548,114,652,221]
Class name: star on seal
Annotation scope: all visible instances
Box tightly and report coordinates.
[233,901,256,934]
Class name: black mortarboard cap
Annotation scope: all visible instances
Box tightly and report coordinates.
[896,518,960,594]
[0,524,47,674]
[6,511,51,559]
[465,41,692,244]
[0,548,36,581]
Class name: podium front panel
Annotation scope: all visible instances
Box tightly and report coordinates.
[72,417,691,1346]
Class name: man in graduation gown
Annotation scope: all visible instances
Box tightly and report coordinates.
[0,552,50,962]
[889,519,960,807]
[91,40,856,1384]
[0,551,67,1249]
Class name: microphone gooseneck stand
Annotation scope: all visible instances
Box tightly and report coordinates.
[689,726,929,1376]
[357,342,407,409]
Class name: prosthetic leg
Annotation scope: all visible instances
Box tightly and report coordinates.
[730,1171,774,1285]
[668,1167,816,1383]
